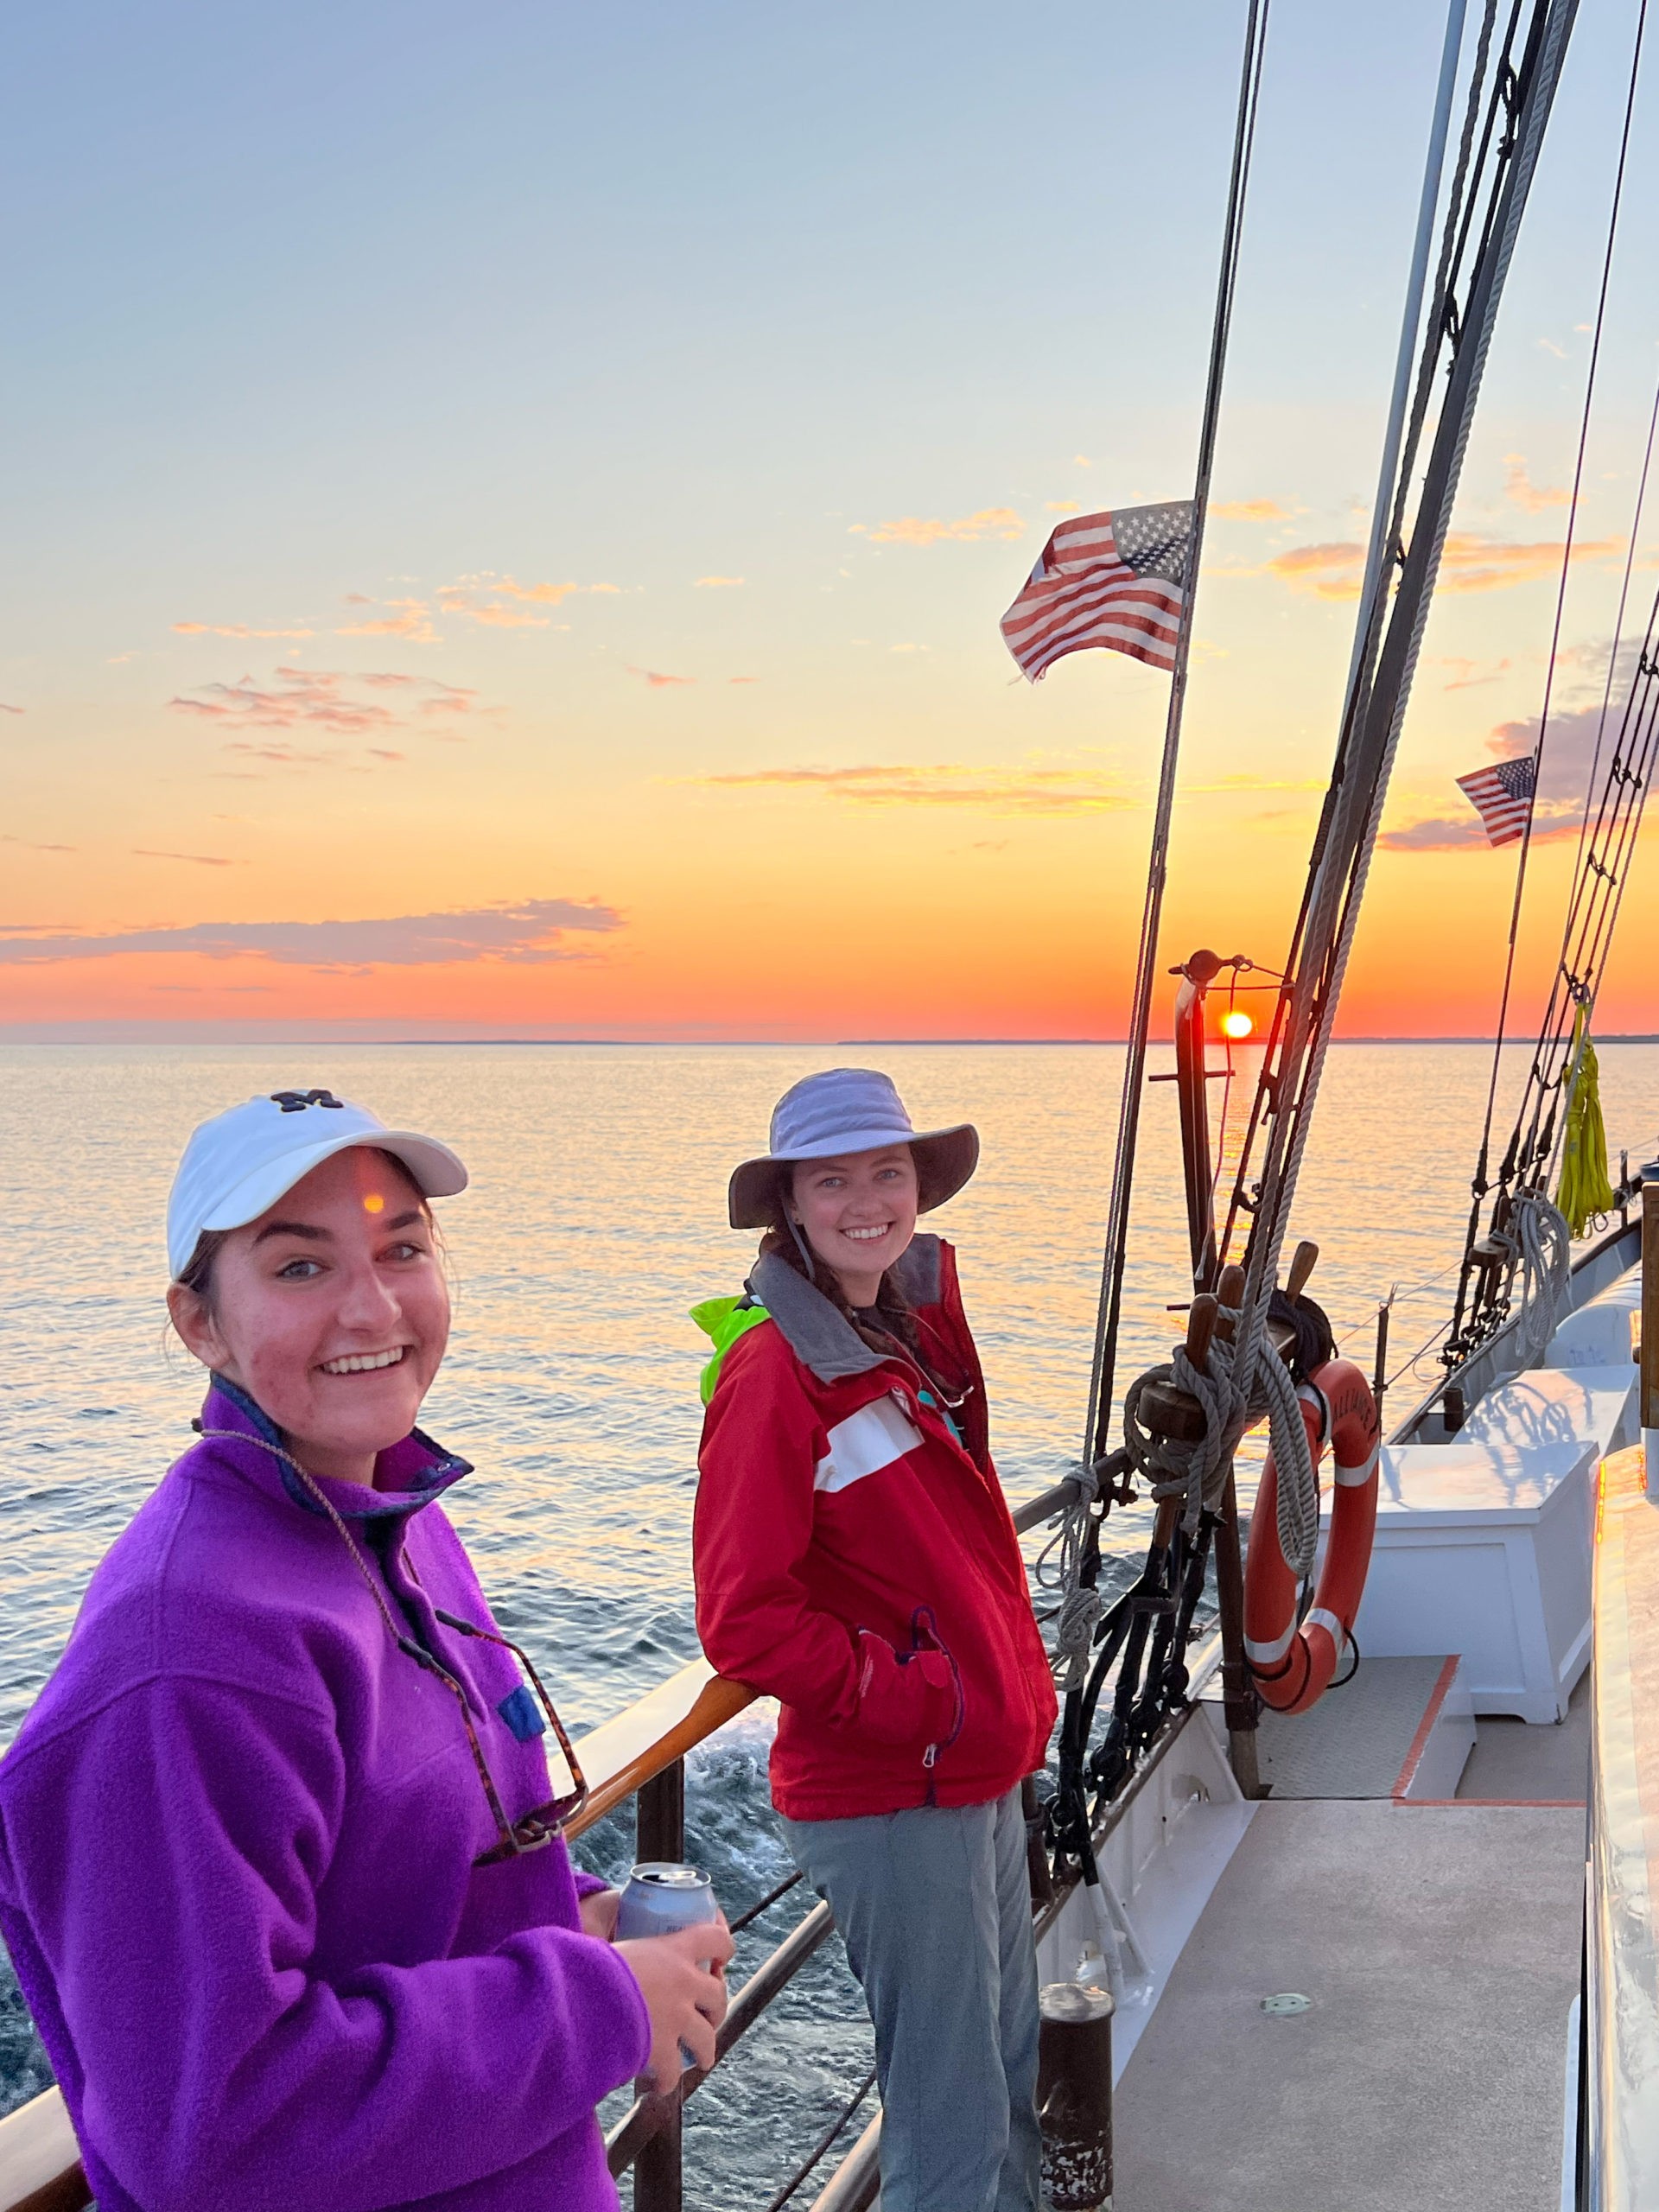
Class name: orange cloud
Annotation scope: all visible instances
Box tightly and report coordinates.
[1211,499,1293,522]
[1503,454,1570,512]
[695,575,745,588]
[1265,533,1621,600]
[175,621,315,639]
[683,762,1134,814]
[1263,541,1366,597]
[429,575,615,629]
[338,598,439,642]
[629,666,694,688]
[850,508,1026,547]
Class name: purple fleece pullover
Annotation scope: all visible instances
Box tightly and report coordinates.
[0,1380,650,2212]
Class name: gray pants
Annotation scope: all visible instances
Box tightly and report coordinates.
[782,1788,1041,2212]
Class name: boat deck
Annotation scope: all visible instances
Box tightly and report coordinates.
[1113,1789,1585,2210]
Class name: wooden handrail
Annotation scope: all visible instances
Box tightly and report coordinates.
[567,1673,757,1840]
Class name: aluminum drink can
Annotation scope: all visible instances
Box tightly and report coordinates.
[614,1864,720,2072]
[614,1861,719,1942]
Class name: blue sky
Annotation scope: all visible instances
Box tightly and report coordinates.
[3,1,1657,1039]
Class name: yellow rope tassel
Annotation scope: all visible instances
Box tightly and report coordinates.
[1555,1008,1617,1236]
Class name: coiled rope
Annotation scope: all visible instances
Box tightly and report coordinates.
[1122,1327,1319,1575]
[1495,1189,1572,1372]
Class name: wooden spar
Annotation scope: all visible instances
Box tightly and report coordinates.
[1173,949,1224,1292]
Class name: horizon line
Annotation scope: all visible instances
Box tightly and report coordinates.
[8,1031,1659,1048]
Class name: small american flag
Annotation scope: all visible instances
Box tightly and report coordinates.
[1001,500,1192,681]
[1456,754,1536,847]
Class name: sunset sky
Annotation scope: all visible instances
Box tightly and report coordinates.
[3,0,1658,1042]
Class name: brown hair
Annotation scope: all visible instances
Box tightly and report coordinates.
[174,1227,233,1313]
[760,1166,919,1357]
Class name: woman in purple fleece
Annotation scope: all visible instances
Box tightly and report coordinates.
[0,1089,731,2212]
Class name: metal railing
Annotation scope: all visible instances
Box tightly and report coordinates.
[0,1480,1083,2212]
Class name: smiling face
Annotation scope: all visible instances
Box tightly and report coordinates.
[790,1144,919,1306]
[166,1146,450,1486]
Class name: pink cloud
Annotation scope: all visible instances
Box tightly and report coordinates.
[169,668,484,763]
[629,666,695,688]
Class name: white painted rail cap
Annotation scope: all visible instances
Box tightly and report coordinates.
[1364,1440,1597,1526]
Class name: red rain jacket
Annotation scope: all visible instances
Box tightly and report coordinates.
[693,1237,1058,1821]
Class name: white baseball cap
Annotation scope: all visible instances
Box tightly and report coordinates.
[167,1088,468,1281]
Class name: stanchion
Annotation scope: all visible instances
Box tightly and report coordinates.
[1037,1977,1116,2210]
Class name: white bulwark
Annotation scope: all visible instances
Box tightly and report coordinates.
[1348,1434,1598,1722]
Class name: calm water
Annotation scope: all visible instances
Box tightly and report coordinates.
[2,1041,1655,2202]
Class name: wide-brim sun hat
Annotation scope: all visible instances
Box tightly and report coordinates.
[728,1067,978,1230]
[168,1088,469,1281]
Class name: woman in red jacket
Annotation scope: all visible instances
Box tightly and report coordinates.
[693,1067,1058,2212]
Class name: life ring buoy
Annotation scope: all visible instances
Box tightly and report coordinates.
[1243,1357,1381,1714]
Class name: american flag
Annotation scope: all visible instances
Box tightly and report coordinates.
[1456,754,1536,847]
[1001,500,1192,680]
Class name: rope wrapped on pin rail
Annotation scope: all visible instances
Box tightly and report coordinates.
[1122,1318,1319,1575]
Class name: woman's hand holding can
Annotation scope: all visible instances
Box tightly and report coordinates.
[616,1920,734,2088]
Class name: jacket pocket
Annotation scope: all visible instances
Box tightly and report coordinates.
[853,1620,958,1751]
[908,1605,965,1771]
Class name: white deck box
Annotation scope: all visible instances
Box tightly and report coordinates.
[1341,1436,1595,1722]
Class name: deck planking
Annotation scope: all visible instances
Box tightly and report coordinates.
[1112,1799,1583,2212]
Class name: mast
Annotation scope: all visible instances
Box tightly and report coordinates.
[1079,0,1272,1473]
[1224,0,1581,1382]
[1048,0,1584,1853]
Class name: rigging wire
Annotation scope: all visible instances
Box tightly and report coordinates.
[1470,0,1649,1194]
[1443,0,1658,1373]
[1569,365,1659,889]
[1080,0,1273,1473]
[1228,0,1579,1389]
[1217,0,1506,1277]
[759,2068,880,2212]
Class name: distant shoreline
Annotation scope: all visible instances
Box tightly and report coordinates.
[10,1033,1659,1049]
